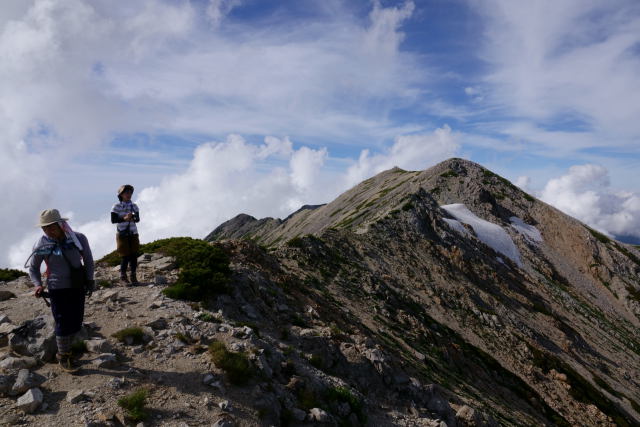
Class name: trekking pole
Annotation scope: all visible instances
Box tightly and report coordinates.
[38,291,51,307]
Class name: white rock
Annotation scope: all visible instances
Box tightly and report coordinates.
[202,374,216,385]
[15,388,43,413]
[309,407,330,422]
[218,400,231,411]
[92,353,118,369]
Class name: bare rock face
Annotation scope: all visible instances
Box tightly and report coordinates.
[206,158,640,426]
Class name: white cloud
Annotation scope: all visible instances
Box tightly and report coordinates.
[206,0,242,27]
[0,0,428,267]
[345,125,460,186]
[474,0,640,149]
[7,126,459,267]
[540,164,640,239]
[514,176,531,191]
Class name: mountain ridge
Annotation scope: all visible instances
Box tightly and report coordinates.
[206,157,640,425]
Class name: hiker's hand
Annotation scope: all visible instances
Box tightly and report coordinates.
[124,213,133,221]
[34,286,44,297]
[85,280,95,298]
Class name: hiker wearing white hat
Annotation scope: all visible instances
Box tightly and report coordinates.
[111,184,141,285]
[27,209,95,372]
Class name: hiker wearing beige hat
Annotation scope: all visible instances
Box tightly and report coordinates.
[111,184,141,285]
[26,209,95,372]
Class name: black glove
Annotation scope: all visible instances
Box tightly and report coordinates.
[85,280,95,297]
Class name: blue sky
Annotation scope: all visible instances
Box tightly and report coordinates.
[1,0,639,266]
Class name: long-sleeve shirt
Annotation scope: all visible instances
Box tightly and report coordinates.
[111,201,140,235]
[28,232,94,289]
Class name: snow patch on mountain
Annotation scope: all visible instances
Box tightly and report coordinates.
[442,204,522,267]
[509,216,543,243]
[443,218,469,236]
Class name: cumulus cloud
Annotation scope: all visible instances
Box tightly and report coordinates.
[132,126,457,244]
[0,0,426,267]
[540,164,640,240]
[345,125,459,187]
[514,176,531,191]
[8,126,459,267]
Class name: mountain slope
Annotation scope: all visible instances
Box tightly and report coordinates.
[208,158,640,425]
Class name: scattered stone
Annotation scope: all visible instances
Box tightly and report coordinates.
[99,290,119,303]
[0,314,11,324]
[241,304,258,319]
[290,408,307,422]
[10,369,46,396]
[108,377,126,389]
[219,400,231,411]
[309,407,330,422]
[85,339,112,353]
[146,256,176,271]
[91,353,118,369]
[147,318,168,330]
[212,417,234,427]
[147,301,162,310]
[209,381,225,393]
[0,373,14,395]
[0,356,38,371]
[0,290,16,301]
[8,316,57,362]
[0,413,21,425]
[202,373,217,385]
[67,389,86,403]
[15,388,43,413]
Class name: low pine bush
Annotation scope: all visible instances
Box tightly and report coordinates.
[99,237,231,302]
[118,388,149,422]
[208,341,252,385]
[0,268,26,282]
[112,327,145,345]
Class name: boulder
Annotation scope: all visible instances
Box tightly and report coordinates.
[99,290,119,303]
[0,356,38,371]
[0,290,16,301]
[8,316,57,362]
[146,256,176,271]
[15,387,43,413]
[85,339,112,353]
[10,369,46,396]
[146,318,168,330]
[0,314,10,325]
[91,353,118,369]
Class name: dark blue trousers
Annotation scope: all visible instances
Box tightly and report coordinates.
[49,288,85,336]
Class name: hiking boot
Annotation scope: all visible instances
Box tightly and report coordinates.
[120,273,130,285]
[57,352,80,373]
[130,272,139,286]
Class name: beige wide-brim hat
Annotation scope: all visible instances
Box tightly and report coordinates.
[36,209,68,227]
